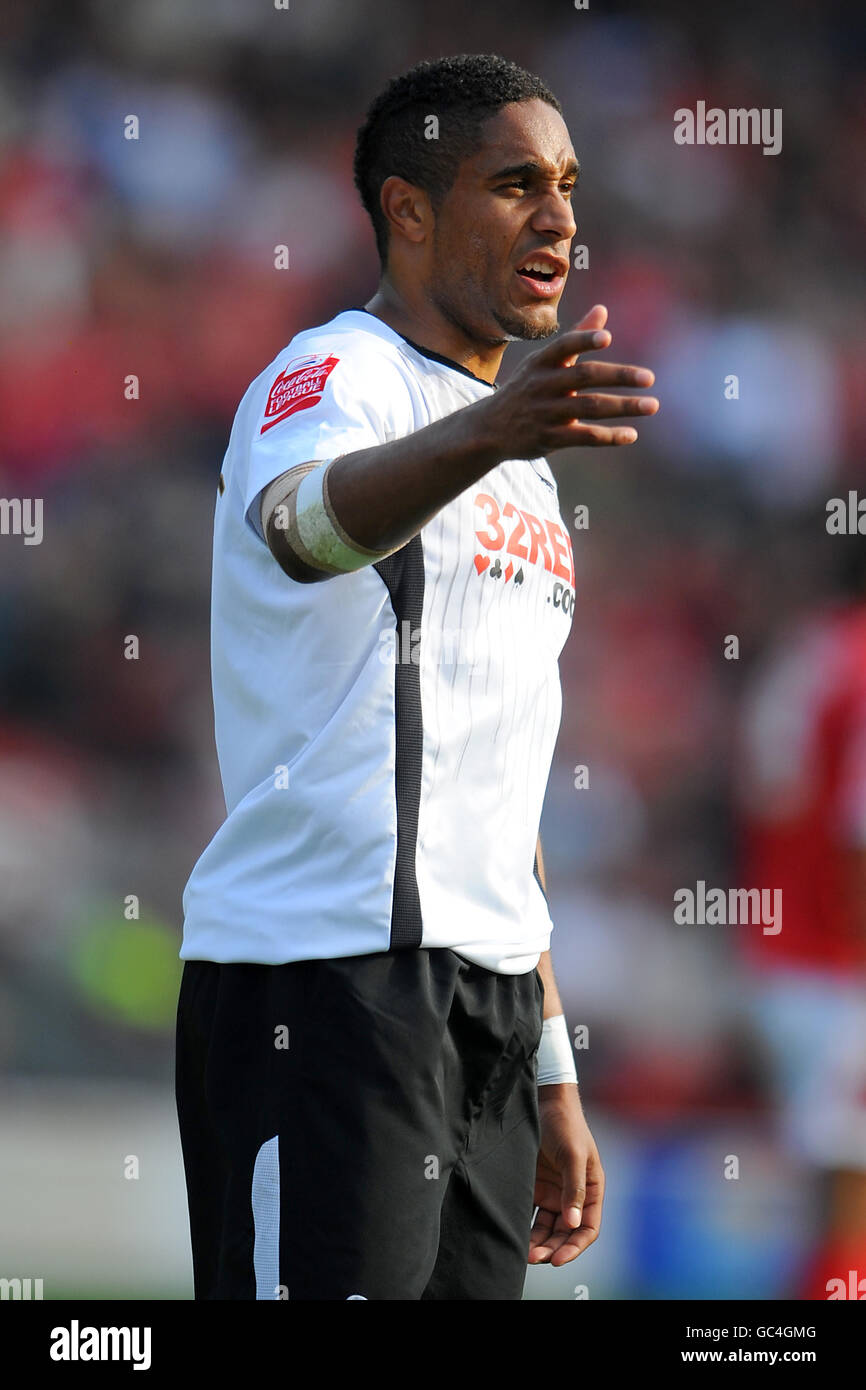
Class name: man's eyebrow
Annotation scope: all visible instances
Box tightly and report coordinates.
[486,158,580,182]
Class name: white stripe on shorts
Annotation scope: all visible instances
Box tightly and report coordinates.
[251,1134,280,1299]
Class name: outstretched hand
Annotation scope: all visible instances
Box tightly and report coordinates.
[482,302,659,458]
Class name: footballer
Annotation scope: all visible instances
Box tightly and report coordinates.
[176,52,659,1301]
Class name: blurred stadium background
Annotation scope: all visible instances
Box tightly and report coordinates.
[1,0,865,1299]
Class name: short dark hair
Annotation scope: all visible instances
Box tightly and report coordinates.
[353,54,563,267]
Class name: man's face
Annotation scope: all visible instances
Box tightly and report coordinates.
[427,98,578,346]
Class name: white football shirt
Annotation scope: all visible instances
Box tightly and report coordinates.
[180,308,576,973]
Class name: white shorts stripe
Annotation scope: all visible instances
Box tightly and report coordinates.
[251,1134,280,1299]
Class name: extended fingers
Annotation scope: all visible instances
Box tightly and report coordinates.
[562,361,655,390]
[538,327,611,363]
[551,392,659,421]
[530,328,658,450]
[553,422,640,446]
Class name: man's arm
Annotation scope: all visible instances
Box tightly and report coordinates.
[534,836,567,1024]
[536,950,565,1021]
[529,835,606,1265]
[534,837,577,1091]
[264,312,657,582]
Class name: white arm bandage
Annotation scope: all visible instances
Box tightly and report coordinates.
[537,1014,579,1086]
[261,457,395,576]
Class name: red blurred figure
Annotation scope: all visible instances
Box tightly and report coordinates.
[737,556,866,1300]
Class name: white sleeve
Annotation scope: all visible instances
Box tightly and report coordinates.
[241,345,411,542]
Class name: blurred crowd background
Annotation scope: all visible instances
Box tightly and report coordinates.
[1,0,865,1298]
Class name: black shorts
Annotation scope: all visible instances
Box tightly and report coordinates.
[175,947,545,1300]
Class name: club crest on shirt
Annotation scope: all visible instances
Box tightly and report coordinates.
[260,353,340,433]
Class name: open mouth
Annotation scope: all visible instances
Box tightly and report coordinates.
[513,257,566,299]
[516,265,558,285]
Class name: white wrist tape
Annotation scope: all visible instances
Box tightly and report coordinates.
[536,1014,578,1086]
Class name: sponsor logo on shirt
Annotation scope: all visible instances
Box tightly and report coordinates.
[473,490,575,612]
[474,553,524,584]
[260,353,340,433]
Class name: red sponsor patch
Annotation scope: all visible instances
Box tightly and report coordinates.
[260,353,340,433]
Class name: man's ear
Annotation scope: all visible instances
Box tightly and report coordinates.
[378,175,433,251]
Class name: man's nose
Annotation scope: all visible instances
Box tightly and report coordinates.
[532,191,577,244]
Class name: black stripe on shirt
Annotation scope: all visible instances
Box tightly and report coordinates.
[374,536,425,950]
